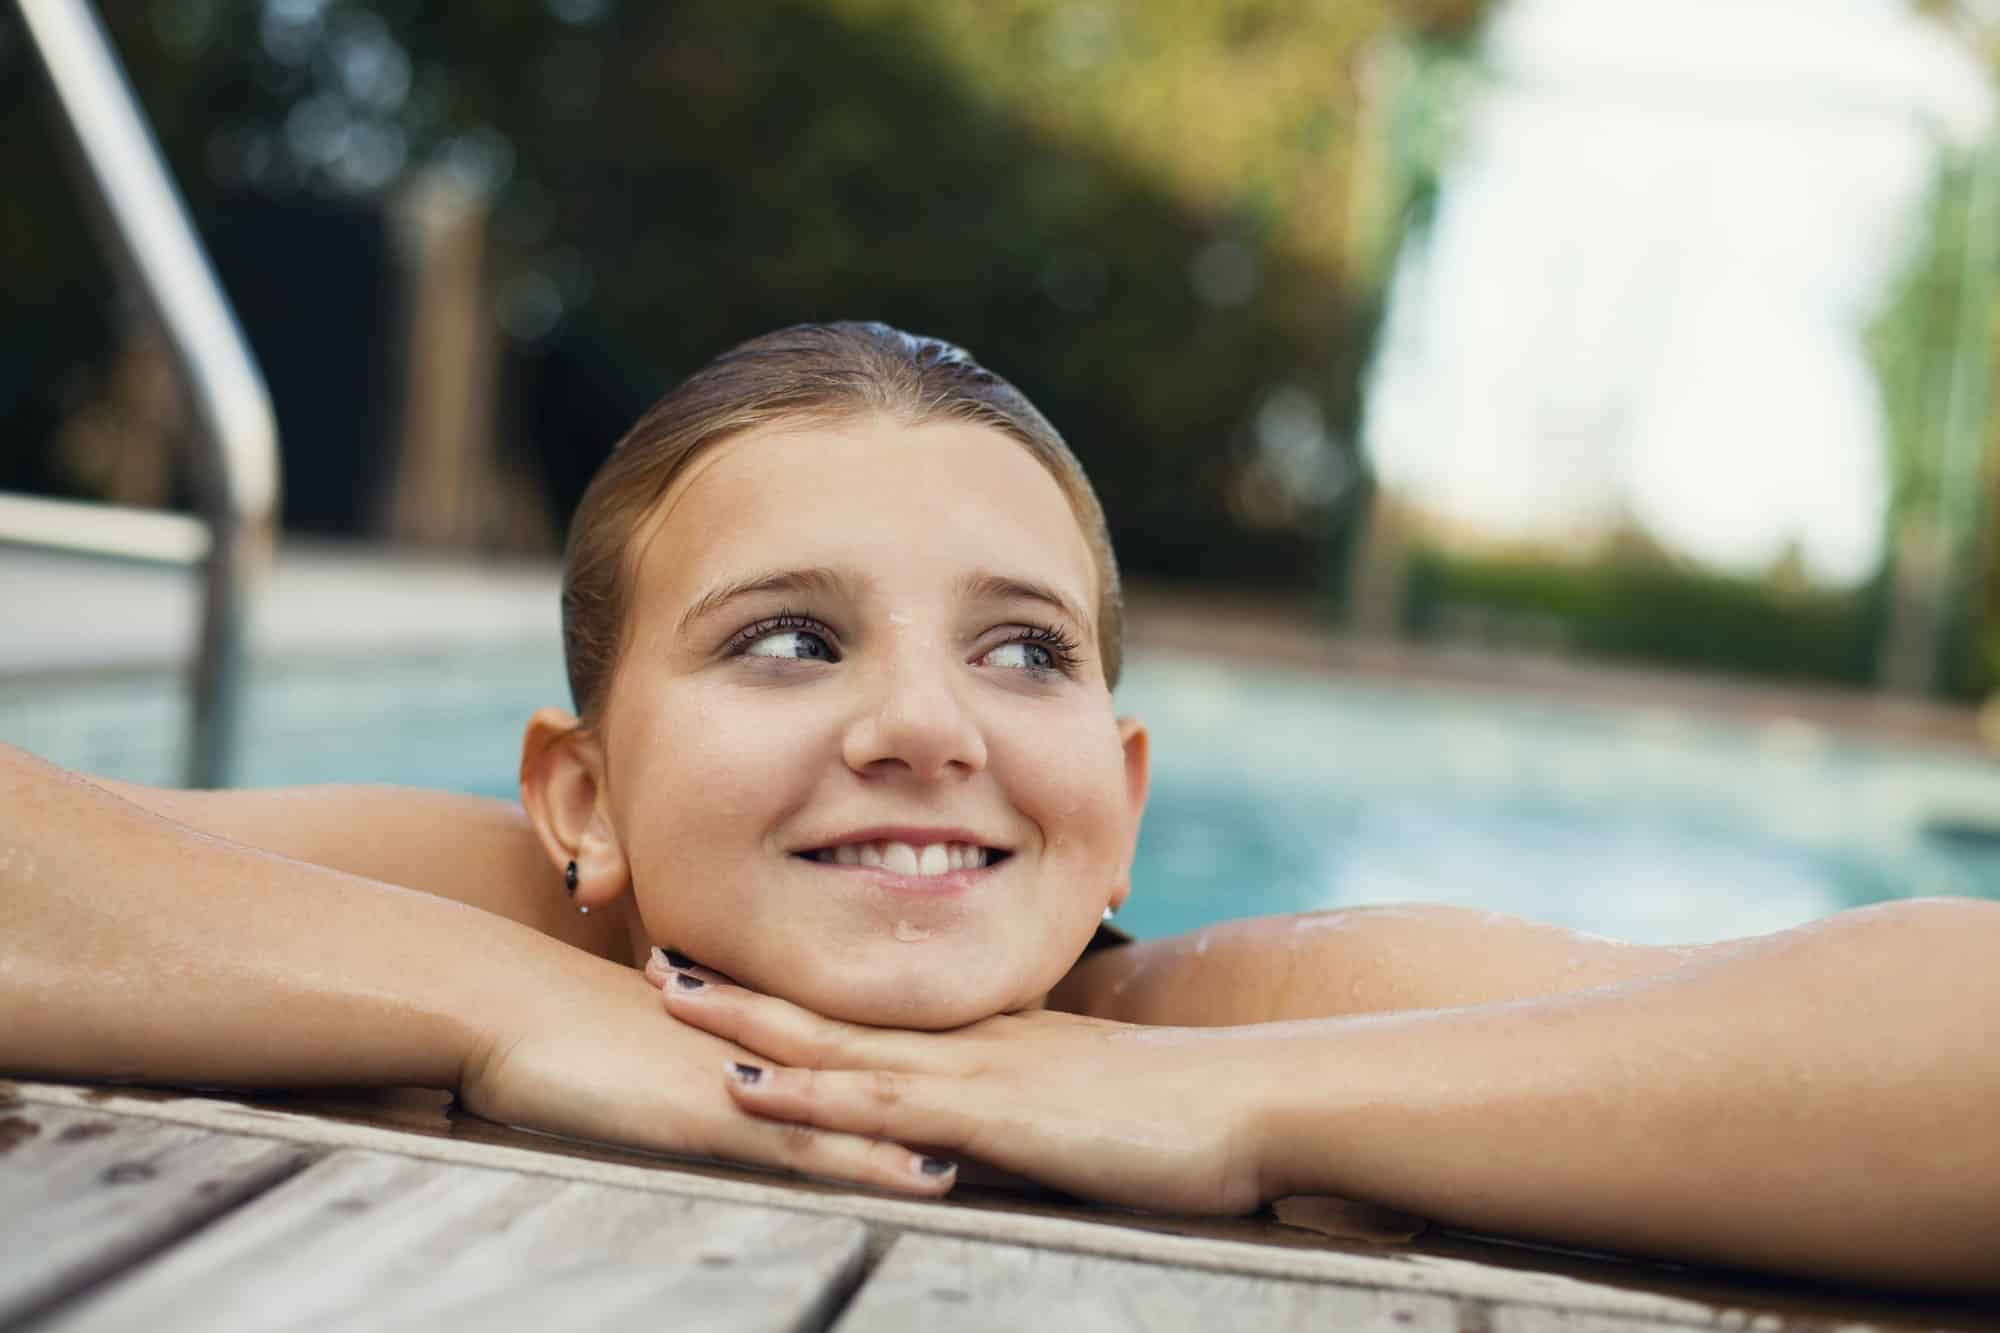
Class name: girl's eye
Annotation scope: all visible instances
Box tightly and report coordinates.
[982,641,1058,672]
[978,624,1080,675]
[730,613,839,663]
[744,629,835,661]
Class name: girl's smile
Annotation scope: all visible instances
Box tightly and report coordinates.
[790,826,1010,887]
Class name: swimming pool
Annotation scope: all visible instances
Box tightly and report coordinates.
[6,644,1996,944]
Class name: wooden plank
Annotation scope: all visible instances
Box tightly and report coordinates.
[40,1147,870,1333]
[6,1083,1737,1326]
[0,1102,306,1326]
[1488,1310,1788,1333]
[832,1233,1466,1333]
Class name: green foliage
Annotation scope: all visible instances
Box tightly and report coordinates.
[0,0,1467,588]
[1406,546,1882,685]
[1866,141,2000,698]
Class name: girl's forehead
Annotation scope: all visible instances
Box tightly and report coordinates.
[631,415,1100,618]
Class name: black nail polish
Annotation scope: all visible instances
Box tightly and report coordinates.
[674,972,707,991]
[729,1062,763,1085]
[664,948,697,969]
[918,1157,956,1177]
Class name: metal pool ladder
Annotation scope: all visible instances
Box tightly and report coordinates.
[1,0,279,787]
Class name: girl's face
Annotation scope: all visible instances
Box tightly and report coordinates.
[595,415,1148,1028]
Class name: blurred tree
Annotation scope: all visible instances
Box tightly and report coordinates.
[1875,0,2000,698]
[1869,146,1999,698]
[1,0,1476,588]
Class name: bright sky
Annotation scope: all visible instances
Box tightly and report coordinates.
[1361,0,1993,584]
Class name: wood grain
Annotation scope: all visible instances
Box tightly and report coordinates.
[39,1147,870,1333]
[831,1233,1466,1332]
[5,1083,1737,1325]
[0,1103,305,1325]
[1488,1310,1790,1333]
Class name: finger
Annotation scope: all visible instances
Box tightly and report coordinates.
[718,1111,957,1197]
[722,1061,981,1160]
[663,975,930,1071]
[643,948,736,990]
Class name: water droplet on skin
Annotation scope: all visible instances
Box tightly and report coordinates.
[893,919,931,942]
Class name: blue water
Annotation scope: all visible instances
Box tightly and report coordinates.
[6,645,1996,944]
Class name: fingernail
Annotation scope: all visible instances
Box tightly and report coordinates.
[651,946,671,968]
[917,1156,956,1178]
[728,1062,763,1085]
[673,972,707,991]
[664,948,697,969]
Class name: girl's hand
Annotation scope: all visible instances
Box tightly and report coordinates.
[456,953,951,1196]
[656,967,1286,1215]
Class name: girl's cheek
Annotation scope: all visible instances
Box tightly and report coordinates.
[670,727,808,813]
[613,696,801,839]
[1005,712,1131,846]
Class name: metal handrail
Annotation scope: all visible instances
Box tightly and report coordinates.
[3,0,279,787]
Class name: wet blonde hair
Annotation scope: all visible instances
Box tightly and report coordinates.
[562,321,1123,720]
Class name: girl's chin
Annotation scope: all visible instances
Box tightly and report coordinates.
[776,962,1045,1030]
[663,911,1100,1028]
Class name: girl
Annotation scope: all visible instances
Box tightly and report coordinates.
[4,324,1996,1289]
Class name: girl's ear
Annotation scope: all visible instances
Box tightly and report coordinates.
[519,706,630,911]
[1110,715,1151,913]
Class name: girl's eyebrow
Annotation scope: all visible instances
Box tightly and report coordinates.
[676,568,1091,637]
[677,567,852,635]
[959,572,1092,633]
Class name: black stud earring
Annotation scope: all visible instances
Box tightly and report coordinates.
[565,860,578,895]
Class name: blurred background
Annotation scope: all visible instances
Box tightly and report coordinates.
[4,0,1999,942]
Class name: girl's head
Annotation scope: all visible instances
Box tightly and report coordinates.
[521,322,1149,1029]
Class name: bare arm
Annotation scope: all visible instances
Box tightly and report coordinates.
[87,774,619,959]
[1255,897,2000,1287]
[1084,900,2000,1285]
[3,742,562,1089]
[1064,902,2000,1283]
[1052,903,1689,1024]
[0,742,942,1191]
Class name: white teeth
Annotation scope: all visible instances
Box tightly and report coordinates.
[811,840,993,876]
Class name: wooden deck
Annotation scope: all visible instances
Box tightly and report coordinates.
[2,1081,1992,1331]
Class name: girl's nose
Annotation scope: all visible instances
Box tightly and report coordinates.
[841,653,988,781]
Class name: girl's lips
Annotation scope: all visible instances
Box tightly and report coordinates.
[803,860,997,897]
[792,843,1010,893]
[789,827,1015,896]
[801,838,999,876]
[791,826,1012,874]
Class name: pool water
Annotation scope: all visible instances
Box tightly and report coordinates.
[1124,659,2000,942]
[6,645,1996,944]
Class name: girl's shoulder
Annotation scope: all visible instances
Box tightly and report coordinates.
[1046,907,1691,1027]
